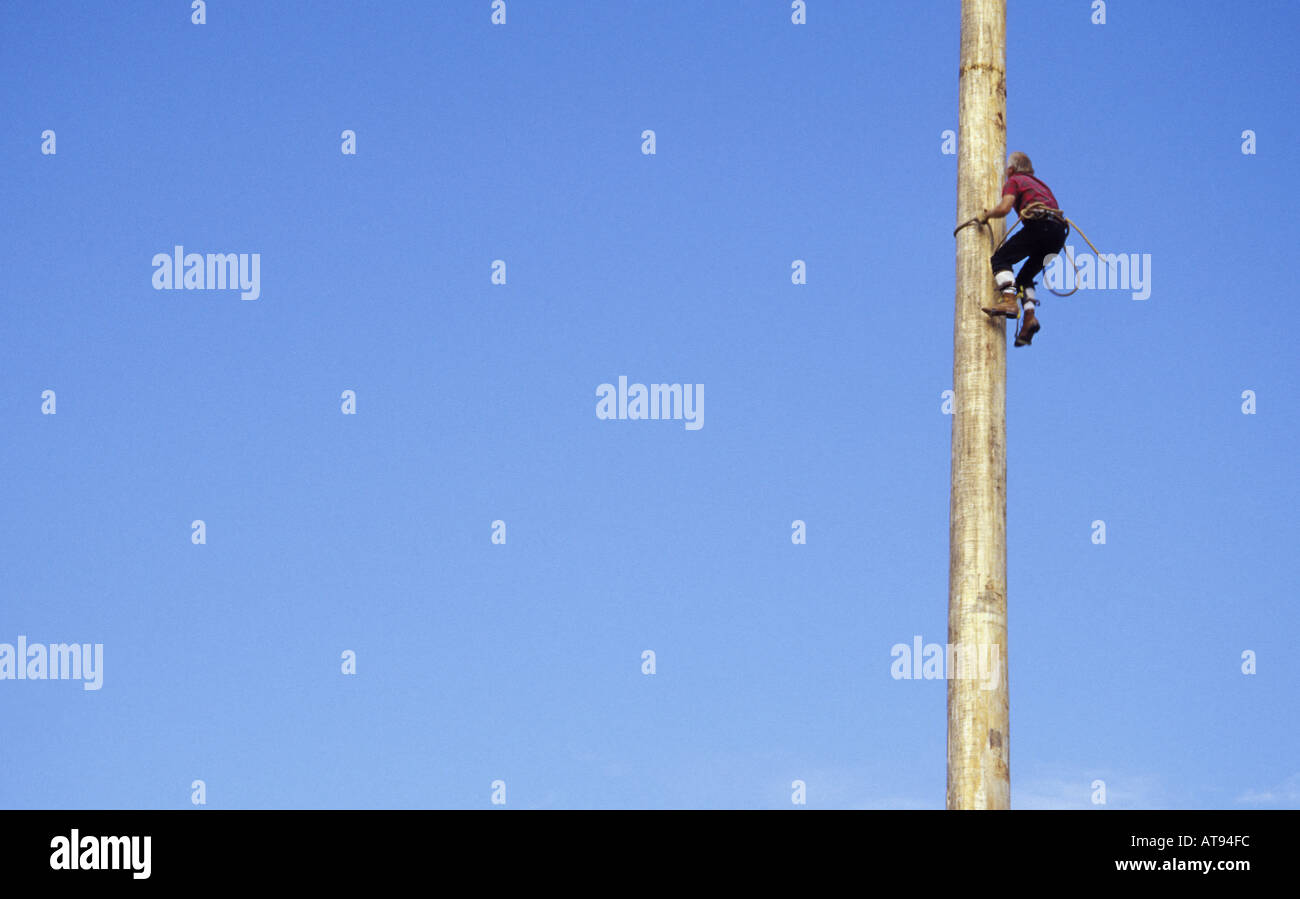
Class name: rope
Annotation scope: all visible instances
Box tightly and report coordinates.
[954,202,1108,299]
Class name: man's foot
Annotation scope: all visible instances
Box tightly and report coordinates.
[982,291,1021,318]
[1014,309,1041,346]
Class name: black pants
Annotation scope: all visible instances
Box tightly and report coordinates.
[990,218,1069,291]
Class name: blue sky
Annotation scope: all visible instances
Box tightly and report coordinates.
[1,1,1296,809]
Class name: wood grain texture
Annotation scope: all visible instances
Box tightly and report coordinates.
[948,0,1010,811]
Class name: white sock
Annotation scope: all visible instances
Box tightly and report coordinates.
[1023,300,1035,312]
[994,271,1015,291]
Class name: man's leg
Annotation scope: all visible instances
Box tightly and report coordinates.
[1013,222,1064,295]
[1013,221,1066,346]
[985,229,1034,317]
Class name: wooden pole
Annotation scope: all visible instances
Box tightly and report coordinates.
[948,0,1010,810]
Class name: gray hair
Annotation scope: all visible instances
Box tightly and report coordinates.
[1007,152,1034,174]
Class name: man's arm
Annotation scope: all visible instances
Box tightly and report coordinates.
[978,194,1016,223]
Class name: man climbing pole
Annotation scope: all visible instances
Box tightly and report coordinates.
[975,152,1068,347]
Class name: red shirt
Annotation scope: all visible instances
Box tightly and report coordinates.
[1002,172,1059,214]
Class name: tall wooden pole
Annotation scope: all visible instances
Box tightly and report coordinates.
[948,0,1010,810]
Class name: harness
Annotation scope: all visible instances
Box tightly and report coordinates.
[1019,203,1066,224]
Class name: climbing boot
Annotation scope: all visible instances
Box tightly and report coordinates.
[1014,308,1041,346]
[982,290,1021,319]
